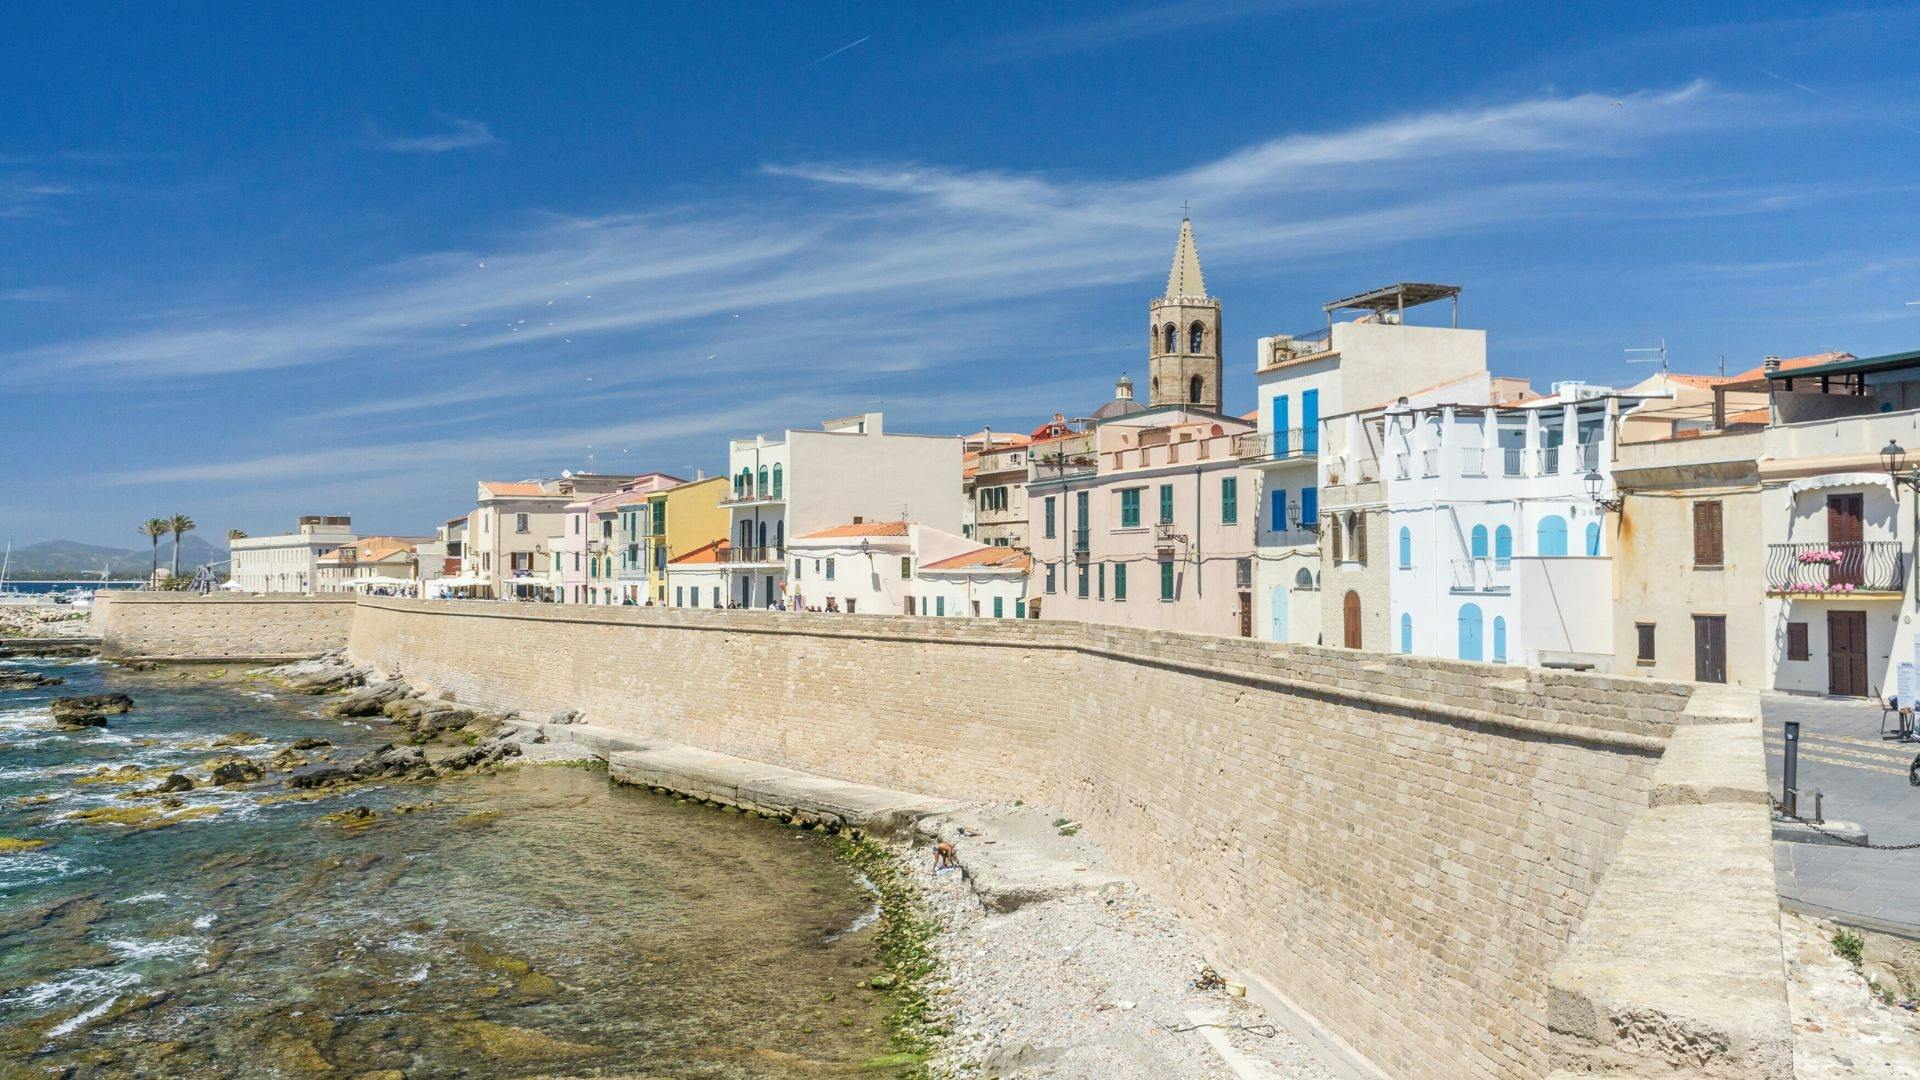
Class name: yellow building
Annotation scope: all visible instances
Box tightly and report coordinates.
[639,476,729,604]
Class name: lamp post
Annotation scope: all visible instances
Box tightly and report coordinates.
[1584,469,1623,514]
[1883,442,1920,614]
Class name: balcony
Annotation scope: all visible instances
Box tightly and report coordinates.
[1236,428,1317,465]
[1539,446,1561,475]
[1153,523,1184,550]
[1461,447,1486,477]
[1258,328,1334,370]
[1502,448,1525,478]
[1450,557,1512,594]
[718,490,785,509]
[1766,541,1905,594]
[718,544,786,566]
[1421,449,1440,477]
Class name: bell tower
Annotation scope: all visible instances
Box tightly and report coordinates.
[1148,217,1221,411]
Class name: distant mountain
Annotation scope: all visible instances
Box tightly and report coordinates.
[3,535,226,579]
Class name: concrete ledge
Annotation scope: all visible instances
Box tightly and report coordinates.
[1678,685,1763,726]
[608,745,959,838]
[1772,818,1868,847]
[1548,714,1792,1079]
[1649,720,1772,808]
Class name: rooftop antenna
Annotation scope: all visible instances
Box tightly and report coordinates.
[1625,339,1668,375]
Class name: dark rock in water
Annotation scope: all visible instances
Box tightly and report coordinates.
[290,737,331,751]
[156,773,194,793]
[209,758,265,786]
[288,765,352,790]
[438,736,523,773]
[50,694,132,727]
[212,731,264,748]
[0,671,63,691]
[326,680,410,717]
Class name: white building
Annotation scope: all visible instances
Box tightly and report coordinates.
[1327,380,1653,667]
[229,516,356,594]
[1248,284,1488,645]
[717,412,963,609]
[784,520,1026,617]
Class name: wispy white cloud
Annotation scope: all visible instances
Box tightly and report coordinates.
[971,0,1329,64]
[374,116,501,154]
[0,177,76,220]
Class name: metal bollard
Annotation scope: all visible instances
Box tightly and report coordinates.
[1810,788,1823,824]
[1783,720,1800,818]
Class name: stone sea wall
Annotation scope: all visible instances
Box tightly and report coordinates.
[92,593,356,661]
[93,594,1791,1079]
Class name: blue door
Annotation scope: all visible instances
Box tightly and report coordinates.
[1301,389,1320,453]
[1400,613,1413,654]
[1270,585,1287,640]
[1494,525,1513,567]
[1273,395,1290,456]
[1458,603,1484,661]
[1537,516,1568,557]
[1585,522,1601,556]
[1492,616,1508,663]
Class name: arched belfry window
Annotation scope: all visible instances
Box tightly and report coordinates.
[1188,375,1204,404]
[1162,323,1177,355]
[1189,322,1206,354]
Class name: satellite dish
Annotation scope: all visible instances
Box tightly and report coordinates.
[561,469,573,479]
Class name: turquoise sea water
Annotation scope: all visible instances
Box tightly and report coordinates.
[0,656,895,1077]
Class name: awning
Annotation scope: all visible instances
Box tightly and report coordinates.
[428,575,488,589]
[1785,472,1893,507]
[344,576,415,589]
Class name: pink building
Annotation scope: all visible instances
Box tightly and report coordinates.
[1029,407,1261,636]
[561,473,683,605]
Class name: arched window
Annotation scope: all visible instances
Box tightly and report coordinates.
[775,520,783,550]
[1585,521,1600,557]
[1294,567,1314,589]
[1492,616,1508,663]
[1188,375,1204,404]
[1189,322,1206,353]
[1494,525,1513,567]
[1471,524,1489,559]
[1400,613,1413,654]
[1398,527,1412,569]
[1537,515,1568,557]
[772,463,783,498]
[758,465,769,496]
[757,521,768,549]
[1163,323,1177,354]
[1458,603,1484,661]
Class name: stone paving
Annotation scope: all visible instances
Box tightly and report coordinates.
[1764,694,1920,927]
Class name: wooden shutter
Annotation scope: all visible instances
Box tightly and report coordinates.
[1786,622,1808,661]
[1331,514,1344,562]
[1354,512,1368,566]
[1692,501,1723,566]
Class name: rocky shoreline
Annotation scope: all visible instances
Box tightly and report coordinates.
[0,606,91,639]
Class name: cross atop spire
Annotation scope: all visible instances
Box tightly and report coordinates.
[1165,216,1208,300]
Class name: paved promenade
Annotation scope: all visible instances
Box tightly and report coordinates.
[1764,695,1920,928]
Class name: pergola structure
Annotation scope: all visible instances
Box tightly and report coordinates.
[1322,282,1461,333]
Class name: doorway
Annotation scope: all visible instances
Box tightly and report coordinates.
[1342,591,1362,649]
[1238,592,1252,637]
[1827,610,1868,697]
[1269,585,1286,640]
[1827,494,1864,586]
[1692,615,1727,684]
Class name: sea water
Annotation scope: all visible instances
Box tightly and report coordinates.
[0,656,895,1077]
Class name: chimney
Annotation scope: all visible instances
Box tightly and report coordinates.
[1763,356,1781,374]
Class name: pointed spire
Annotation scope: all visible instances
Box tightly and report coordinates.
[1165,217,1208,300]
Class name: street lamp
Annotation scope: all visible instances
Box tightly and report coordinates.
[1883,441,1920,491]
[1584,469,1623,513]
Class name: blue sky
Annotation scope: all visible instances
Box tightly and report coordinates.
[3,1,1918,547]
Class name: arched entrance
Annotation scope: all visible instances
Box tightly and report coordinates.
[1269,585,1287,641]
[1342,590,1362,649]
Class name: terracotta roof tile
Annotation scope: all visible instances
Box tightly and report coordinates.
[668,539,728,565]
[1724,351,1855,384]
[798,520,910,539]
[920,547,1032,572]
[480,481,548,497]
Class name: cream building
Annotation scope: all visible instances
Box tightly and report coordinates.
[784,520,1026,617]
[465,474,643,600]
[314,536,428,594]
[717,412,963,609]
[229,516,356,594]
[961,432,1031,547]
[1249,283,1486,645]
[1614,348,1920,697]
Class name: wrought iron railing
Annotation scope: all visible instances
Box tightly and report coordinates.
[1461,447,1485,477]
[1502,448,1525,477]
[1235,428,1316,462]
[718,545,785,565]
[1766,541,1905,593]
[1449,557,1512,593]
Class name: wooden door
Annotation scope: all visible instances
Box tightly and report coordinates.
[1238,592,1252,637]
[1692,615,1726,684]
[1828,610,1868,696]
[1343,591,1362,649]
[1827,494,1864,586]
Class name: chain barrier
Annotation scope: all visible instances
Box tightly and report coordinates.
[1771,796,1920,851]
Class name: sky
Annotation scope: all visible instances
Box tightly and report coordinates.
[2,1,1918,547]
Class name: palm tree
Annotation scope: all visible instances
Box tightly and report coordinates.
[137,519,168,585]
[168,514,196,579]
[226,529,248,541]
